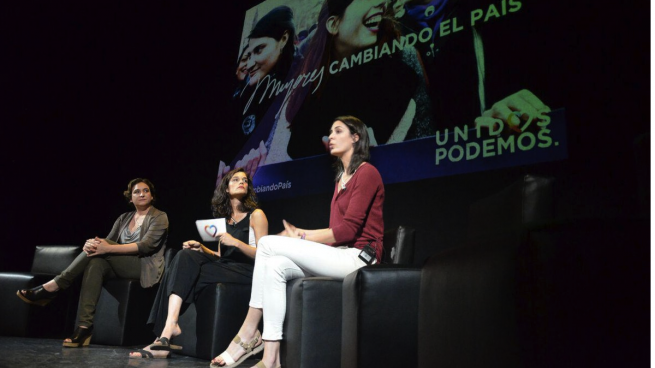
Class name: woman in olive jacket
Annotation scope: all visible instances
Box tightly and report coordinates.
[17,177,169,348]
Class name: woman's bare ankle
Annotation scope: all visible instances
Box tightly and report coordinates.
[238,326,259,341]
[161,321,181,339]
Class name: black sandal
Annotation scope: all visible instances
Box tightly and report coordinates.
[128,348,170,359]
[16,285,59,307]
[63,326,93,348]
[149,336,182,351]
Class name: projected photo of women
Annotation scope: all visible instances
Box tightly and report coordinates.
[217,0,567,200]
[266,0,434,163]
[235,5,297,133]
[218,4,300,184]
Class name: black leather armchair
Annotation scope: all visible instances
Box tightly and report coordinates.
[281,226,416,368]
[0,245,81,338]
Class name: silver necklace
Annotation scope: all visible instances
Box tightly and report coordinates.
[131,213,145,232]
[134,213,145,226]
[340,175,348,190]
[230,213,245,226]
[340,166,360,190]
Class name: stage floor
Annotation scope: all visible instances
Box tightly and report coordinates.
[0,336,262,368]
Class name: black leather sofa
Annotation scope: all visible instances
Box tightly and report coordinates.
[0,244,175,347]
[0,245,81,338]
[0,243,250,354]
[2,174,646,368]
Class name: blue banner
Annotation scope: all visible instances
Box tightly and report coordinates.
[253,108,567,200]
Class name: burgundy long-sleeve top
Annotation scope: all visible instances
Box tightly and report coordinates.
[329,163,385,262]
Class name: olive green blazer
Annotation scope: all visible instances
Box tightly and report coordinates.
[106,206,169,288]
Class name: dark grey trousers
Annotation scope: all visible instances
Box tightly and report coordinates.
[54,252,141,328]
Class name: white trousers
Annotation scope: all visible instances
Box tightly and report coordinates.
[250,235,367,340]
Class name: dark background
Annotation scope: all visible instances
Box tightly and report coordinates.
[1,0,650,272]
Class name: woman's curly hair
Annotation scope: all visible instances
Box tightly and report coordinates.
[211,168,258,218]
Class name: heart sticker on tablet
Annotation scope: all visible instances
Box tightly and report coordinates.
[205,225,218,237]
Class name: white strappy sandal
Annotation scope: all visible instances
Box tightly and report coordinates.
[210,331,264,368]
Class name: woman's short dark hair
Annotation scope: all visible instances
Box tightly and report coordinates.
[332,115,370,180]
[123,178,156,204]
[211,168,259,218]
[248,5,297,81]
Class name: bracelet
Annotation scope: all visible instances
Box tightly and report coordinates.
[300,232,306,240]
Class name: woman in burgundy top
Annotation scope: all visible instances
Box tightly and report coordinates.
[211,116,384,368]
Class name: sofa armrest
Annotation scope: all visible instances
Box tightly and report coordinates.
[0,272,78,338]
[282,277,342,368]
[342,265,421,368]
[31,245,81,275]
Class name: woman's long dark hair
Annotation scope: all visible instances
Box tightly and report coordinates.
[249,5,297,83]
[285,0,399,125]
[332,115,370,180]
[211,168,259,218]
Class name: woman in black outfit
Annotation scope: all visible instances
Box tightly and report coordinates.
[129,168,268,359]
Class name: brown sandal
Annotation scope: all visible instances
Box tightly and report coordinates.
[210,331,263,367]
[128,348,170,359]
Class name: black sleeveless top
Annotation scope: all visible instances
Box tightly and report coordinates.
[220,212,254,265]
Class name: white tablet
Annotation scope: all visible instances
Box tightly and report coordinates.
[195,218,227,242]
